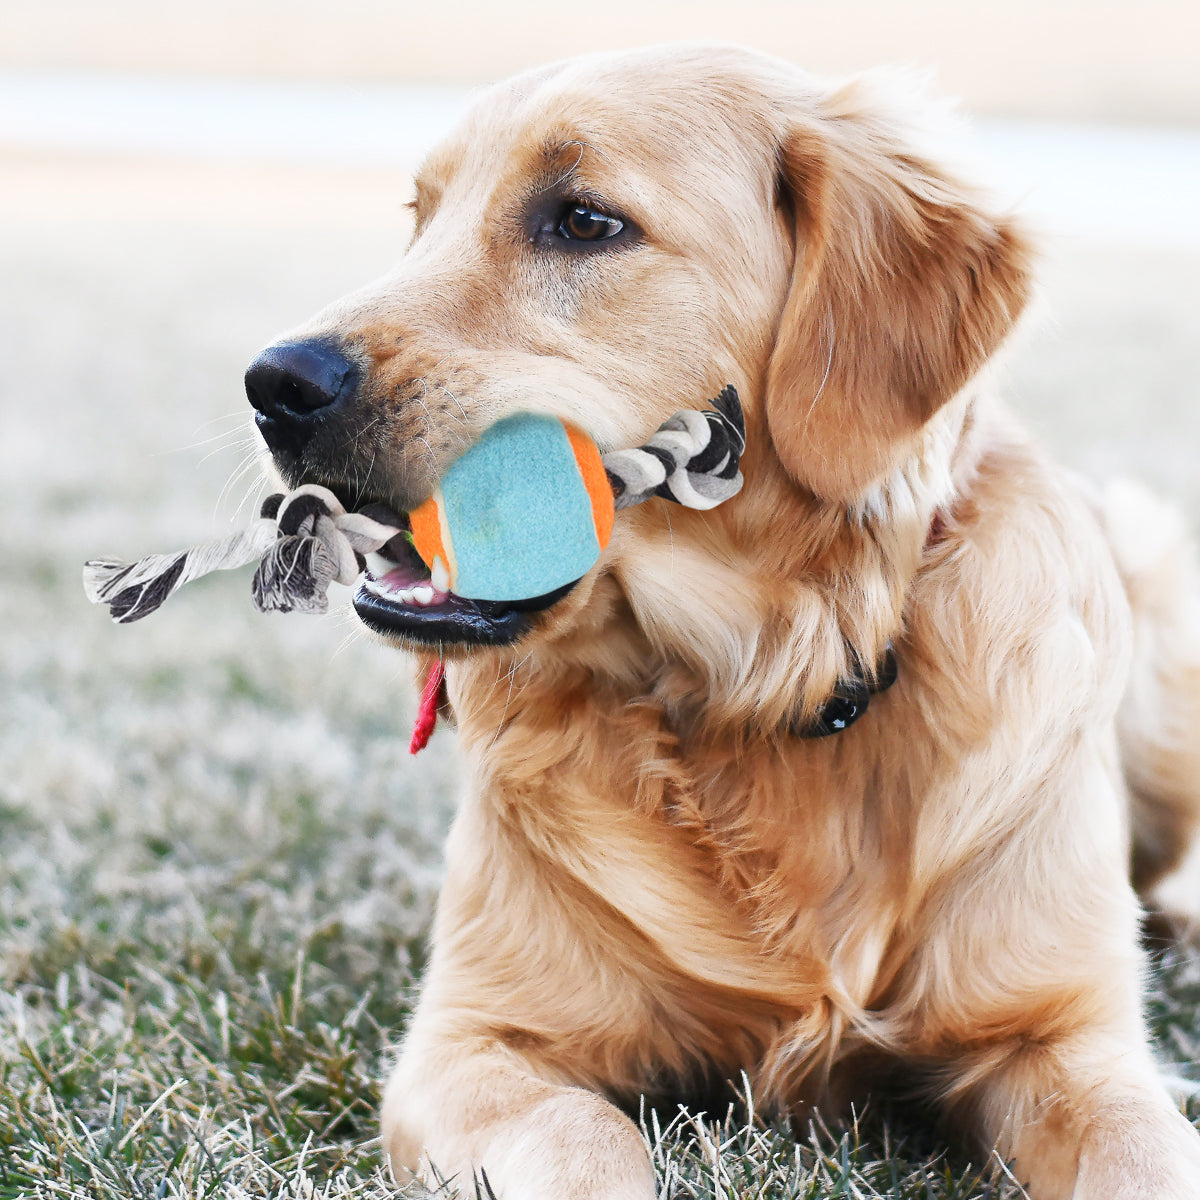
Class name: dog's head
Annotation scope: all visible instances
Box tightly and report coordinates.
[245,45,1030,664]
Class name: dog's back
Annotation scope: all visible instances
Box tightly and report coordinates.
[1102,480,1200,914]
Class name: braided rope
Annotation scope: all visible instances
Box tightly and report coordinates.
[604,385,745,511]
[83,486,401,623]
[83,388,746,624]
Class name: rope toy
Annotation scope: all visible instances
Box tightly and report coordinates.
[83,386,745,625]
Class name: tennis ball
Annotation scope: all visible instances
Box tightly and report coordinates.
[409,412,614,602]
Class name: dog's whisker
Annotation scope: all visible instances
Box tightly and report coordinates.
[436,383,469,424]
[214,449,267,521]
[415,434,438,480]
[213,447,261,508]
[197,430,258,468]
[551,139,592,189]
[331,617,369,662]
[193,407,254,431]
[164,425,253,458]
[481,650,534,757]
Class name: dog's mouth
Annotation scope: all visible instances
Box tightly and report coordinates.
[349,506,576,647]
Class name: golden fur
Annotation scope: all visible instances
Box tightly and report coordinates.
[272,45,1200,1198]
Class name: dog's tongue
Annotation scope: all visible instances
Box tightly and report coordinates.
[366,563,452,607]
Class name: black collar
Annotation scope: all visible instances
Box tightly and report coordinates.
[792,644,898,739]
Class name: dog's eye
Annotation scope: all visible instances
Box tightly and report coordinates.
[558,204,624,242]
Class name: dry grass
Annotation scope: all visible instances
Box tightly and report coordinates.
[2,211,1199,1197]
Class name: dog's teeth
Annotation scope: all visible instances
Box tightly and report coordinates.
[362,568,441,608]
[431,557,451,592]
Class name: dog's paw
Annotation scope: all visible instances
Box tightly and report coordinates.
[382,1065,655,1200]
[1072,1101,1200,1200]
[476,1090,656,1200]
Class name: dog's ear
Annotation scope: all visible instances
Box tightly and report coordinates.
[764,94,1033,503]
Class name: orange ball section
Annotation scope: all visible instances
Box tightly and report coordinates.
[409,492,450,581]
[564,422,614,550]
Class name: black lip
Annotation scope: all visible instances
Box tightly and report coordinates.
[352,579,578,647]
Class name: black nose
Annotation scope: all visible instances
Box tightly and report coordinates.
[244,339,359,458]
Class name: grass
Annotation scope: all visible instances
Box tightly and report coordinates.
[2,215,1200,1197]
[2,929,1198,1199]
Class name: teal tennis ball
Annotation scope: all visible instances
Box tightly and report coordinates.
[409,412,615,602]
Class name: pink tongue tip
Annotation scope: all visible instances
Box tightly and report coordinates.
[372,564,451,605]
[379,563,431,591]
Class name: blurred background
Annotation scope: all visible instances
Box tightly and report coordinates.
[3,0,1199,519]
[1,2,1199,1192]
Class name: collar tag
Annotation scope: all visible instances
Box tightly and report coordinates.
[410,659,446,754]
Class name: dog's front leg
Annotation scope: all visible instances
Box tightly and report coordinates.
[377,682,773,1198]
[917,807,1200,1197]
[381,1011,655,1200]
[956,1032,1200,1200]
[911,748,1200,1198]
[378,782,667,1200]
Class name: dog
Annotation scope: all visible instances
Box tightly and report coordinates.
[243,44,1200,1199]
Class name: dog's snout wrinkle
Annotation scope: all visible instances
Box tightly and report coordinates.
[245,339,360,458]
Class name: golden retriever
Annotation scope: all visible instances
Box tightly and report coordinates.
[243,44,1200,1199]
